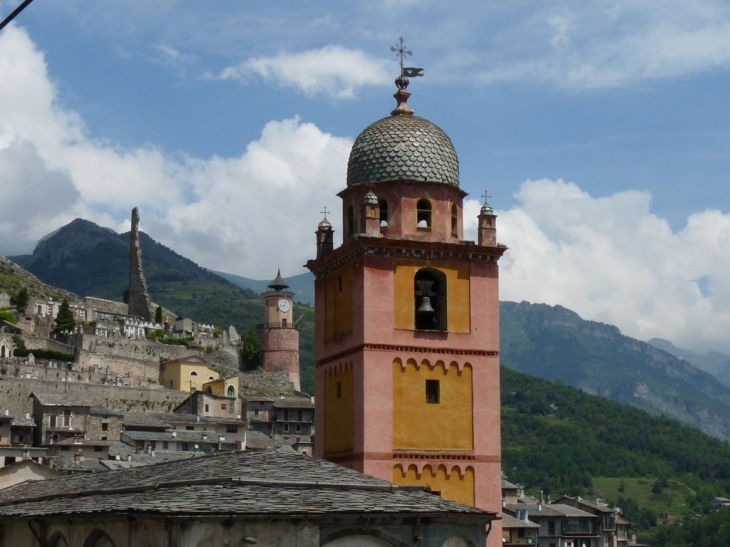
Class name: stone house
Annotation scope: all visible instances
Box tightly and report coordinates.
[502,511,540,546]
[30,393,124,446]
[555,495,632,547]
[504,502,601,547]
[245,395,314,436]
[0,449,495,547]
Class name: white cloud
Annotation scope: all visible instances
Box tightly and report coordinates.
[0,24,349,279]
[479,178,730,353]
[213,45,390,99]
[475,0,730,90]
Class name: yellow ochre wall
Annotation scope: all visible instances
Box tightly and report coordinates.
[392,359,473,450]
[323,364,355,454]
[393,260,470,332]
[324,265,354,340]
[161,364,219,392]
[393,464,475,506]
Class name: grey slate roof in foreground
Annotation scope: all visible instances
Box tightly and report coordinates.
[0,449,491,521]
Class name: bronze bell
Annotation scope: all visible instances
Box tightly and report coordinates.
[417,296,435,314]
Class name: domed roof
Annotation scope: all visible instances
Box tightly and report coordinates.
[346,114,459,187]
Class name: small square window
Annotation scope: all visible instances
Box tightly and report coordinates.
[426,380,440,404]
[94,446,102,452]
[221,404,227,411]
[101,423,109,431]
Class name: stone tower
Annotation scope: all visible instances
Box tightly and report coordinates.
[306,74,506,546]
[256,270,301,391]
[127,207,153,321]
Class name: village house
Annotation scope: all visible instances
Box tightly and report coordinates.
[502,510,540,546]
[555,495,632,547]
[159,354,220,392]
[30,393,124,446]
[503,502,601,547]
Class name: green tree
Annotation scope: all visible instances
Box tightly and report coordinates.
[53,299,76,334]
[10,287,29,310]
[240,326,264,371]
[155,305,163,324]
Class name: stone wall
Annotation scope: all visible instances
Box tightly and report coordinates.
[22,336,75,355]
[239,371,297,396]
[73,335,239,379]
[0,377,189,415]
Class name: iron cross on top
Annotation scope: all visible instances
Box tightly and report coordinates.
[390,37,424,78]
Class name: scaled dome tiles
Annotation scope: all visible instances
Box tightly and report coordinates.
[347,115,459,187]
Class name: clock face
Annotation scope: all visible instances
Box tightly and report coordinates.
[277,298,291,313]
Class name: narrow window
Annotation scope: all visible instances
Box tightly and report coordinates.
[336,382,342,398]
[101,423,108,431]
[227,385,235,397]
[283,423,289,432]
[379,200,389,227]
[282,318,287,327]
[50,415,56,427]
[347,205,354,235]
[204,404,209,412]
[338,275,343,293]
[169,380,173,388]
[63,410,70,427]
[451,204,458,236]
[426,380,440,404]
[417,198,432,229]
[297,410,303,421]
[296,423,302,432]
[162,441,169,449]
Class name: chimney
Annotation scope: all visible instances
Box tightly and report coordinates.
[25,412,30,420]
[3,409,7,416]
[127,455,132,462]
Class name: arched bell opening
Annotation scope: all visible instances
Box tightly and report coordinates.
[414,268,447,331]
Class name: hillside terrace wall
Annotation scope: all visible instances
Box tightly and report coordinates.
[72,334,238,372]
[0,377,189,415]
[21,336,75,355]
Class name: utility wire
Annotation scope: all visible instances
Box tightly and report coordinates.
[0,0,35,33]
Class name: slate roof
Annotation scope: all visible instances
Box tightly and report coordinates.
[272,397,314,409]
[123,412,168,429]
[122,430,231,443]
[10,415,35,427]
[0,449,493,522]
[502,514,539,529]
[89,405,124,417]
[153,413,244,426]
[505,503,596,519]
[245,429,275,450]
[347,114,459,187]
[30,393,97,407]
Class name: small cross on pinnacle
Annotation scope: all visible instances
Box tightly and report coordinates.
[482,190,492,205]
[390,37,412,76]
[320,206,330,220]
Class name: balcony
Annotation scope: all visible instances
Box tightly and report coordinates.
[562,523,596,536]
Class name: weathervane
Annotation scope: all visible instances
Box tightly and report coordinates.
[390,37,423,89]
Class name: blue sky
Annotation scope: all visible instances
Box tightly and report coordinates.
[2,0,730,352]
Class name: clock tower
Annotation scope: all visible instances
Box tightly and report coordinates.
[307,67,506,546]
[257,270,301,391]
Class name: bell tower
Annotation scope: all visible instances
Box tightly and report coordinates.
[257,270,301,391]
[307,58,505,546]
